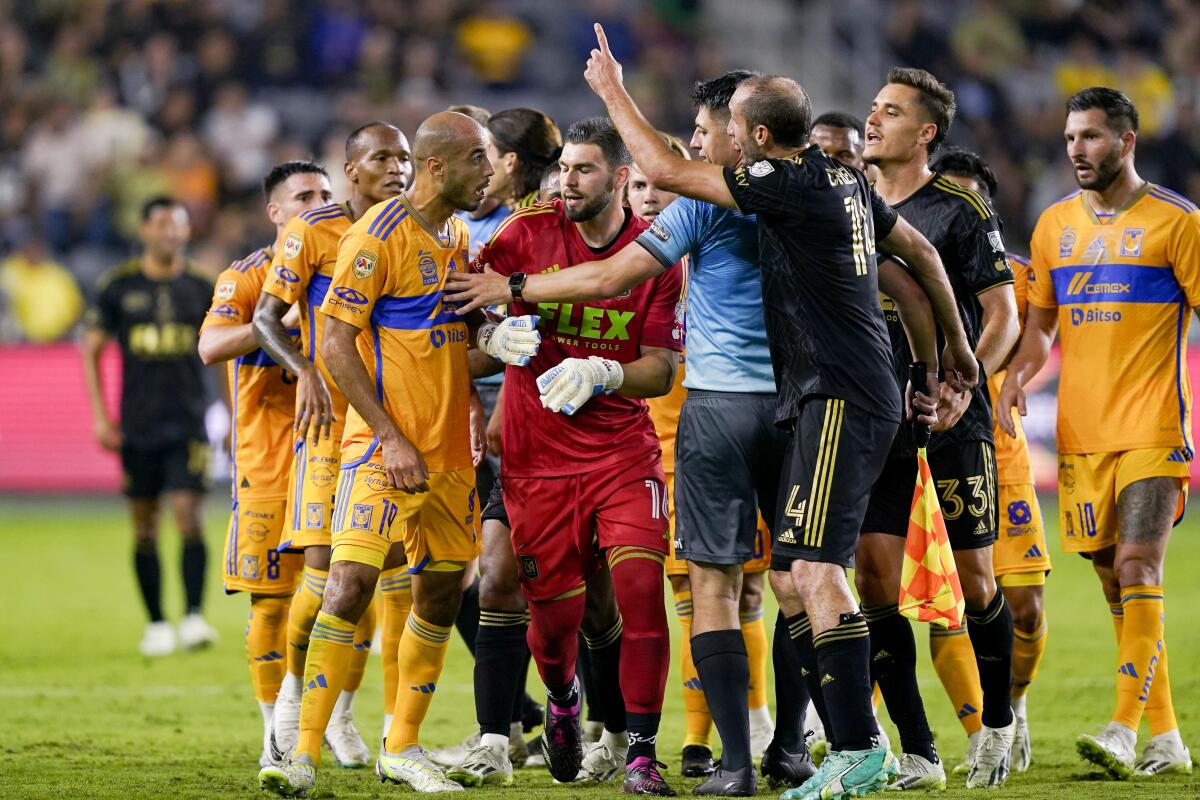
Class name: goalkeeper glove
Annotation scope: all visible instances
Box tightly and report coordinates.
[478,315,541,366]
[536,356,624,415]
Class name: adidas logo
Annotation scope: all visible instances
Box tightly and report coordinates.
[800,667,810,677]
[410,682,437,694]
[240,476,251,488]
[974,520,989,535]
[778,528,797,545]
[1118,662,1139,678]
[1167,449,1187,463]
[304,673,328,692]
[254,650,284,663]
[683,678,703,691]
[1025,544,1042,558]
[820,673,834,687]
[873,649,892,662]
[957,703,978,719]
[354,639,373,651]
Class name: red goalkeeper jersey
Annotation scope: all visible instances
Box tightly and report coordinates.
[476,200,684,478]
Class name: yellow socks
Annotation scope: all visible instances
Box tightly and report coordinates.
[296,610,356,764]
[385,612,452,753]
[1011,615,1047,700]
[380,568,413,720]
[344,599,377,693]
[929,625,983,736]
[741,608,769,714]
[1145,640,1177,735]
[286,567,328,680]
[674,589,712,749]
[247,595,290,703]
[1113,584,1166,731]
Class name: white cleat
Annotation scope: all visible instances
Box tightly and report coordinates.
[509,722,529,768]
[952,731,980,775]
[1076,723,1136,780]
[260,753,317,797]
[429,731,480,768]
[139,621,177,657]
[583,720,604,745]
[966,722,1015,789]
[325,705,371,768]
[749,713,775,761]
[1134,731,1193,776]
[271,686,301,764]
[1010,712,1032,773]
[576,741,625,783]
[177,612,218,650]
[447,743,514,786]
[885,753,946,791]
[379,745,464,792]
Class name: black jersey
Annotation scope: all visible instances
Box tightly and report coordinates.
[722,146,901,427]
[882,173,1014,456]
[86,259,213,448]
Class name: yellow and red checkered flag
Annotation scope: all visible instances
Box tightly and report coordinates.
[898,363,965,629]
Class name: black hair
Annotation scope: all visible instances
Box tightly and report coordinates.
[812,111,865,139]
[886,66,956,155]
[345,121,400,160]
[930,146,998,201]
[262,160,329,201]
[739,75,812,149]
[141,195,181,221]
[690,69,760,119]
[563,116,630,169]
[1066,87,1139,134]
[488,108,563,199]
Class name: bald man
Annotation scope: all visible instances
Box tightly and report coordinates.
[260,112,540,796]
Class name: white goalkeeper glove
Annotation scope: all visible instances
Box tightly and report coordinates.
[536,356,624,415]
[478,315,541,366]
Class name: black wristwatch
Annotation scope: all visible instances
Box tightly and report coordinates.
[508,271,527,302]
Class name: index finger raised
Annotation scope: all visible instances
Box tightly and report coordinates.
[594,22,611,55]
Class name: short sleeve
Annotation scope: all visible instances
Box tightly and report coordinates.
[200,266,256,331]
[636,197,704,268]
[86,278,119,334]
[640,260,685,351]
[722,159,793,217]
[1026,215,1057,309]
[1008,256,1031,320]
[263,219,317,304]
[473,216,528,277]
[957,206,1013,295]
[869,187,899,241]
[1168,210,1200,308]
[321,232,386,331]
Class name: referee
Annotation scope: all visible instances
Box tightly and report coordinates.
[83,196,219,657]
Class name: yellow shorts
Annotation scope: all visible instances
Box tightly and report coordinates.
[1058,448,1189,553]
[992,483,1051,586]
[222,495,304,595]
[664,470,770,577]
[330,444,480,571]
[283,420,346,550]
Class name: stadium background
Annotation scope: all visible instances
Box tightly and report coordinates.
[1,1,1198,798]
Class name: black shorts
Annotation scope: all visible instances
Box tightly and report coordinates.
[481,476,509,528]
[675,391,789,565]
[770,397,897,570]
[862,440,998,550]
[120,439,211,499]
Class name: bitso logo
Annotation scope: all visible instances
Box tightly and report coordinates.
[1007,500,1032,526]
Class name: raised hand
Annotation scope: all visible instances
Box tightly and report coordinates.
[584,23,624,100]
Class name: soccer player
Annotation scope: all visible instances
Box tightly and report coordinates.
[197,160,333,766]
[809,112,865,171]
[581,28,978,800]
[928,146,1053,775]
[252,122,411,767]
[999,87,1197,779]
[259,110,534,796]
[83,196,219,657]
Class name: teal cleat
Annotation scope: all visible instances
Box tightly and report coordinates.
[780,746,898,800]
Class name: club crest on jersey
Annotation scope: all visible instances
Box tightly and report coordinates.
[241,554,260,579]
[284,233,302,260]
[987,230,1005,253]
[305,503,324,529]
[350,504,373,531]
[216,280,236,301]
[1059,227,1076,258]
[417,250,438,286]
[353,249,377,279]
[1120,227,1145,257]
[748,160,775,178]
[520,555,539,579]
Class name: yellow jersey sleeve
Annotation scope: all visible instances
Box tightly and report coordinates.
[1026,214,1057,310]
[264,217,317,305]
[201,251,270,331]
[1167,207,1200,308]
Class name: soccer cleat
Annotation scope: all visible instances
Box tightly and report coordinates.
[583,720,605,745]
[1134,731,1193,776]
[1010,712,1031,773]
[624,756,677,795]
[577,741,626,783]
[325,704,371,768]
[951,732,980,775]
[693,765,758,796]
[139,621,176,657]
[681,745,716,778]
[750,714,775,760]
[884,753,945,791]
[966,722,1014,789]
[760,739,817,788]
[510,722,530,768]
[540,683,584,783]
[429,731,480,768]
[177,612,218,650]
[1076,723,1136,780]
[525,734,546,768]
[781,746,898,800]
[379,745,464,792]
[260,722,278,768]
[270,686,301,764]
[447,743,514,786]
[259,752,316,797]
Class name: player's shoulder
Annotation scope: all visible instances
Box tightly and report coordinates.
[487,200,561,245]
[1145,183,1200,221]
[228,247,272,275]
[928,174,995,221]
[1036,190,1083,225]
[295,202,351,230]
[95,258,141,292]
[1006,251,1032,269]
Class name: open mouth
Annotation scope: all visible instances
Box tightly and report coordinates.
[865,130,882,145]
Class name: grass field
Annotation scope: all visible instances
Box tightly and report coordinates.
[2,494,1197,799]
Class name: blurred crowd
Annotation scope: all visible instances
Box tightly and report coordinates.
[3,0,1200,343]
